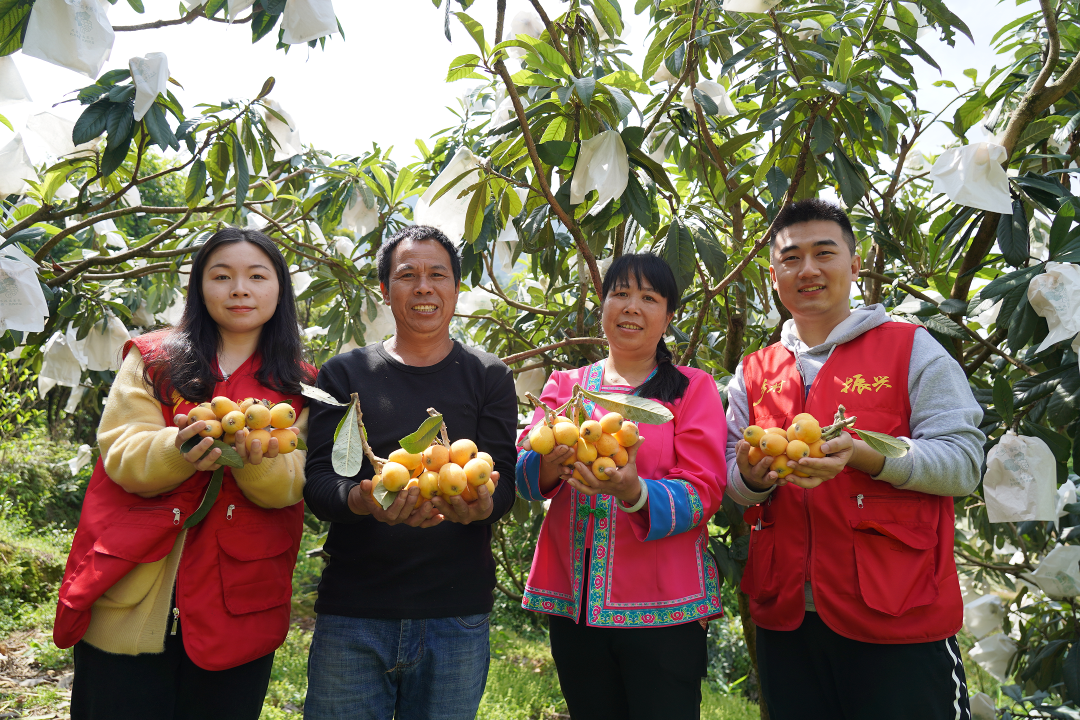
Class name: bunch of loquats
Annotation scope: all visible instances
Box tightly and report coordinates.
[527,410,640,480]
[188,396,300,454]
[374,438,497,508]
[742,413,830,479]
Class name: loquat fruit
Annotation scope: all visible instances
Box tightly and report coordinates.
[792,412,816,426]
[269,403,296,429]
[793,418,822,444]
[438,462,467,496]
[770,455,794,479]
[476,451,494,472]
[760,433,788,457]
[450,439,478,467]
[611,446,628,467]
[189,406,216,423]
[786,440,810,461]
[388,448,423,471]
[807,440,826,458]
[211,396,239,419]
[199,419,223,438]
[245,403,271,430]
[381,462,410,492]
[528,424,556,455]
[594,433,619,457]
[743,426,766,447]
[592,456,617,480]
[423,444,450,472]
[787,425,798,441]
[460,483,478,502]
[613,421,639,448]
[271,428,298,454]
[748,447,766,465]
[576,438,598,463]
[579,420,603,443]
[599,412,624,434]
[238,398,256,413]
[464,457,491,486]
[417,471,440,500]
[552,422,579,447]
[764,427,787,437]
[223,432,236,446]
[245,429,272,452]
[221,410,246,434]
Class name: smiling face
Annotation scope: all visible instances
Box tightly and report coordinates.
[601,276,675,358]
[769,219,861,336]
[201,240,280,339]
[380,238,459,343]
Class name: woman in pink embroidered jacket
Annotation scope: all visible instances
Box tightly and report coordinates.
[515,253,727,718]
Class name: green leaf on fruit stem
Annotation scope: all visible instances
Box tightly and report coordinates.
[300,382,348,406]
[332,399,365,477]
[183,467,224,528]
[399,414,444,454]
[853,428,910,458]
[993,375,1014,428]
[371,482,399,511]
[295,435,307,451]
[577,386,673,425]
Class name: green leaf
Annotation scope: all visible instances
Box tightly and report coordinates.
[512,495,530,524]
[537,140,573,167]
[143,103,178,151]
[73,100,111,145]
[454,12,488,55]
[295,435,307,451]
[1007,291,1037,352]
[1021,421,1072,465]
[332,399,365,477]
[574,76,596,108]
[577,386,674,425]
[399,414,445,454]
[998,197,1029,267]
[692,89,718,116]
[300,381,348,406]
[185,159,207,208]
[622,171,652,228]
[627,147,677,196]
[371,482,399,510]
[830,145,867,207]
[599,70,649,94]
[993,375,1014,427]
[663,219,695,294]
[811,115,835,154]
[1065,641,1080,704]
[692,226,727,279]
[620,126,645,151]
[833,37,852,84]
[178,436,243,468]
[0,112,10,132]
[183,467,224,529]
[853,428,910,458]
[233,135,250,209]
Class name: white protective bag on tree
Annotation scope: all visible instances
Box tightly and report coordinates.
[509,10,544,57]
[515,366,547,403]
[456,286,496,315]
[570,130,628,216]
[795,18,822,41]
[82,313,130,371]
[263,100,302,161]
[0,134,36,195]
[341,187,378,237]
[963,594,1003,640]
[360,297,395,344]
[1074,334,1080,374]
[64,385,86,413]
[968,633,1017,682]
[724,0,781,13]
[970,693,996,720]
[291,269,312,297]
[66,443,92,474]
[129,53,169,122]
[1057,478,1077,530]
[0,244,49,334]
[682,80,737,117]
[333,236,355,260]
[929,142,1012,215]
[38,331,86,396]
[281,0,337,45]
[984,431,1058,523]
[228,0,255,19]
[1027,261,1080,352]
[0,56,32,105]
[1030,545,1080,598]
[21,0,115,79]
[414,146,484,243]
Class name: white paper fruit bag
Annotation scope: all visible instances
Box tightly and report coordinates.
[963,594,1003,640]
[968,633,1017,682]
[1027,261,1080,352]
[929,142,1012,214]
[570,130,628,216]
[984,431,1057,523]
[21,0,115,79]
[414,146,483,243]
[129,53,169,122]
[0,244,49,334]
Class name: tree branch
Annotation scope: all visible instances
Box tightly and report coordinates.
[113,6,207,31]
[481,252,560,316]
[501,337,608,364]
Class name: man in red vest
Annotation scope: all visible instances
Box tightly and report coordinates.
[724,199,985,720]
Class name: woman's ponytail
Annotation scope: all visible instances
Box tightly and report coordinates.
[636,338,689,403]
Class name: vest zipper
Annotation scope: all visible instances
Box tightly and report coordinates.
[170,607,179,635]
[227,504,235,520]
[857,494,864,509]
[172,508,181,525]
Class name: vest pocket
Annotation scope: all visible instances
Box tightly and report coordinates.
[216,524,294,615]
[850,519,938,616]
[741,518,780,601]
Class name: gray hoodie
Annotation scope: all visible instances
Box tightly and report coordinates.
[725,304,986,507]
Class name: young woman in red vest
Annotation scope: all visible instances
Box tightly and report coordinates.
[724,200,985,720]
[56,228,315,720]
[515,254,726,719]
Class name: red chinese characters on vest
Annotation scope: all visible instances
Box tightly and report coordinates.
[739,323,963,644]
[55,331,307,671]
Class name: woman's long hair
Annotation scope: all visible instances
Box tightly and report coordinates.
[601,253,689,403]
[143,228,313,404]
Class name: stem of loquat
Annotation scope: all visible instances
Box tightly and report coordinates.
[428,407,452,448]
[351,393,387,472]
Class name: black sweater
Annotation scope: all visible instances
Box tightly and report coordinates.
[303,340,518,619]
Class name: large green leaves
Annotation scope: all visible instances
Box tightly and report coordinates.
[399,414,444,454]
[578,387,674,425]
[332,399,365,477]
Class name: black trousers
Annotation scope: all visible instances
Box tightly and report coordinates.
[548,565,707,720]
[70,618,275,720]
[757,611,971,720]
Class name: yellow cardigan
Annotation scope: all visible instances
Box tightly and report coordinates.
[83,347,309,655]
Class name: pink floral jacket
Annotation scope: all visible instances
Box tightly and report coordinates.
[515,361,727,628]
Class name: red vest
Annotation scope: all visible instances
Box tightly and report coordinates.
[54,331,308,670]
[739,323,963,644]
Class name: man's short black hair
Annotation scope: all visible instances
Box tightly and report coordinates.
[770,199,857,256]
[376,225,461,288]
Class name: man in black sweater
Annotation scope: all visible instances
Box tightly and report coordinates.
[302,225,518,720]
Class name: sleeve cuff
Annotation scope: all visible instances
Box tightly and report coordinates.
[872,449,915,487]
[726,466,774,506]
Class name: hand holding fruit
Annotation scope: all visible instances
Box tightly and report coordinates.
[526,411,640,494]
[348,478,445,528]
[431,471,499,525]
[568,436,645,505]
[739,414,855,490]
[173,413,223,472]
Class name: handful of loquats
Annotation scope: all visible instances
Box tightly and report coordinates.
[188,396,301,454]
[372,438,498,509]
[743,414,827,479]
[527,411,640,480]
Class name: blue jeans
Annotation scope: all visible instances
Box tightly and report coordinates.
[303,613,491,720]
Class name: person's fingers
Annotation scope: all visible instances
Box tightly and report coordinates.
[262,437,280,460]
[522,438,533,451]
[574,462,602,490]
[490,471,500,484]
[820,432,853,455]
[177,419,205,444]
